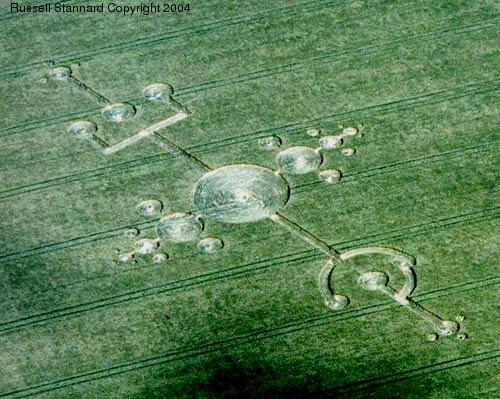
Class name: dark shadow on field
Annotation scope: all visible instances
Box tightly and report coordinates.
[134,352,445,399]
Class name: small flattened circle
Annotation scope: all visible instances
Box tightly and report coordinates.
[152,252,169,263]
[136,199,163,217]
[198,237,224,253]
[319,169,341,184]
[258,136,282,150]
[358,271,389,291]
[326,294,349,310]
[276,146,323,175]
[118,252,134,263]
[427,333,439,342]
[457,332,468,340]
[101,103,136,122]
[437,320,459,336]
[157,213,204,243]
[68,121,97,139]
[342,127,359,136]
[319,135,343,150]
[341,147,356,157]
[124,228,140,237]
[306,127,321,137]
[134,238,159,255]
[143,83,173,102]
[193,165,289,224]
[50,66,72,81]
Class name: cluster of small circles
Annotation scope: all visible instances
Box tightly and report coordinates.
[155,212,225,253]
[274,144,344,185]
[104,82,173,122]
[118,249,169,264]
[316,127,358,156]
[257,126,360,185]
[259,126,359,153]
[427,331,468,342]
[308,126,359,139]
[339,127,358,156]
[118,230,169,264]
[136,239,168,263]
[121,207,225,262]
[130,203,226,257]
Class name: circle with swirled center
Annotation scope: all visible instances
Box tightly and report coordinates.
[193,165,290,224]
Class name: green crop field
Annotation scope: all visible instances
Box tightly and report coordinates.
[0,1,498,398]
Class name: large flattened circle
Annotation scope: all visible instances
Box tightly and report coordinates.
[193,164,289,224]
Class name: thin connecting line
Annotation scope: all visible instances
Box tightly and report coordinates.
[379,284,458,335]
[268,215,462,337]
[149,131,212,172]
[66,75,111,105]
[52,65,213,169]
[52,64,463,338]
[269,212,342,262]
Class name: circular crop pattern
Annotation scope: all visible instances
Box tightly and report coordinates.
[276,146,323,175]
[68,121,97,139]
[157,212,204,243]
[194,165,289,224]
[143,83,173,102]
[101,103,136,122]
